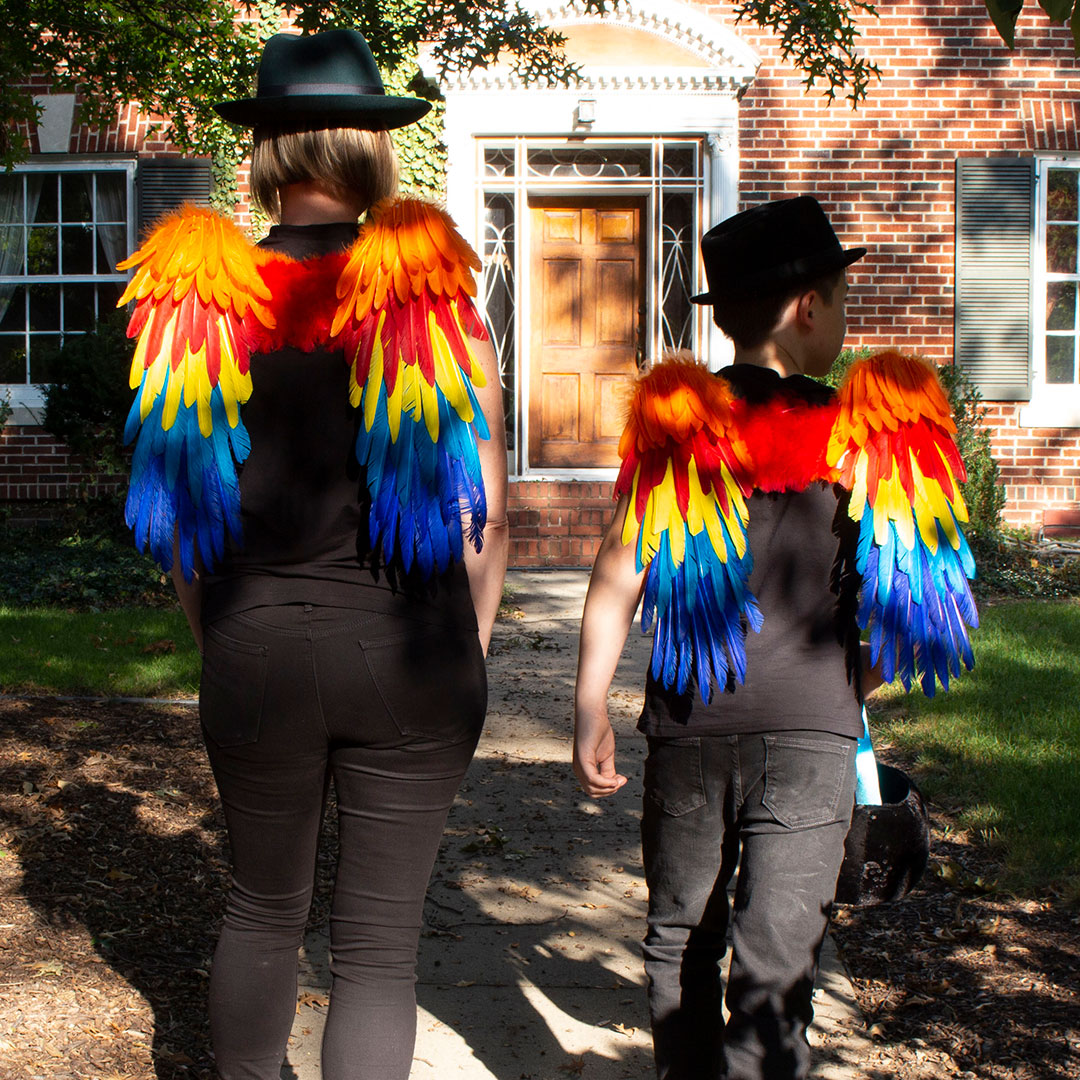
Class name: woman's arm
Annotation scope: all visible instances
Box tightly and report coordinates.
[171,533,205,656]
[463,333,509,656]
[573,495,645,798]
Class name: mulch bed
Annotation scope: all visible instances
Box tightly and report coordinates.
[1,696,1078,1079]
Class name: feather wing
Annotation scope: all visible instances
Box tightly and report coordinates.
[331,198,490,576]
[828,350,978,696]
[615,358,761,703]
[117,206,275,580]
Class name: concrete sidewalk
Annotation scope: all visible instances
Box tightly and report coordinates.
[281,570,872,1079]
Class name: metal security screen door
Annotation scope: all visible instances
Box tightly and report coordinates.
[478,138,705,474]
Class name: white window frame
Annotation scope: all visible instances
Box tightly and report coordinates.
[0,157,137,422]
[1021,155,1080,428]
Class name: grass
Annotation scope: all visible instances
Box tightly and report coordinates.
[0,606,200,698]
[871,599,1080,901]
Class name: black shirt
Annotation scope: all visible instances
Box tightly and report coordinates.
[202,222,476,629]
[637,364,863,739]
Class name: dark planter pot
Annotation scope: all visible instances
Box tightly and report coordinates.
[835,763,930,907]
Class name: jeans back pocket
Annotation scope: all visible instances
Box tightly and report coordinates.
[362,623,487,744]
[200,621,269,748]
[762,734,854,830]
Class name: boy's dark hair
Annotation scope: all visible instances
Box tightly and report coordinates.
[711,270,843,351]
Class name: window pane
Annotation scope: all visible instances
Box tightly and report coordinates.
[28,284,60,330]
[61,224,94,275]
[27,225,58,275]
[0,336,26,382]
[95,172,126,223]
[482,192,516,451]
[64,284,97,331]
[484,148,515,178]
[1048,169,1078,222]
[62,174,93,222]
[1046,335,1076,384]
[97,224,127,273]
[1046,224,1077,274]
[1047,281,1076,331]
[661,192,695,354]
[33,175,59,223]
[662,148,696,179]
[0,286,25,331]
[28,334,62,383]
[98,281,125,312]
[0,174,24,223]
[0,224,25,274]
[527,147,651,178]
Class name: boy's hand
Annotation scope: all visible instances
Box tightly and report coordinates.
[573,709,628,798]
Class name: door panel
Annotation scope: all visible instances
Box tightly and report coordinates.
[529,196,645,469]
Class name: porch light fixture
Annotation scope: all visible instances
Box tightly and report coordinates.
[576,98,597,126]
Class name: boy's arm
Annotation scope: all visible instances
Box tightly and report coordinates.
[574,494,645,798]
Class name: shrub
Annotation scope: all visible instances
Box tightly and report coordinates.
[40,311,135,480]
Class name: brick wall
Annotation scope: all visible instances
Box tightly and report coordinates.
[507,480,614,566]
[0,426,117,504]
[984,404,1080,527]
[697,0,1080,528]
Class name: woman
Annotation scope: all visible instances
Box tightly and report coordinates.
[118,29,508,1080]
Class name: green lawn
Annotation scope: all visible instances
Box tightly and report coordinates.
[0,606,200,698]
[872,599,1080,900]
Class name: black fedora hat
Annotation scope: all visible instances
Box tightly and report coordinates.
[691,195,866,303]
[214,29,431,130]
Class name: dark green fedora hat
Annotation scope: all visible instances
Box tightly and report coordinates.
[214,29,430,130]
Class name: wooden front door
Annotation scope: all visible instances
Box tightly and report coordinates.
[529,196,646,468]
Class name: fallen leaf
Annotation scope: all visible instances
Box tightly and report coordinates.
[296,992,328,1011]
[558,1056,586,1075]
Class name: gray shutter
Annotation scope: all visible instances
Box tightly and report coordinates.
[137,158,213,234]
[955,157,1034,400]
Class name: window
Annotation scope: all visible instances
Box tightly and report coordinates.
[0,162,134,392]
[1038,161,1080,406]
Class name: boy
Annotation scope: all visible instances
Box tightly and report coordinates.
[574,196,880,1080]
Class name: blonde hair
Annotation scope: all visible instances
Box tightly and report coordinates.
[250,126,400,220]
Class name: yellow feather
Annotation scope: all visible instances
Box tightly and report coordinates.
[363,344,385,434]
[196,360,213,438]
[140,351,168,423]
[386,357,405,443]
[451,305,485,387]
[622,471,642,549]
[130,330,149,389]
[419,362,440,442]
[850,451,869,522]
[163,355,184,431]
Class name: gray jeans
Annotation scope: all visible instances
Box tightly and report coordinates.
[640,730,856,1080]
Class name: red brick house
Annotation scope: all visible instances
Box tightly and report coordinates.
[4,0,1078,563]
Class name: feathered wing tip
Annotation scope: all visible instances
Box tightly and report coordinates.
[617,358,759,702]
[331,198,492,576]
[831,350,978,695]
[118,205,271,577]
[357,383,487,577]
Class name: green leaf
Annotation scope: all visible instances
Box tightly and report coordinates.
[1039,0,1075,22]
[985,0,1025,47]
